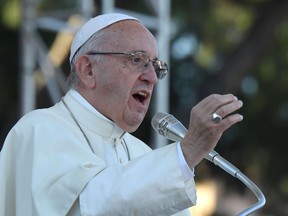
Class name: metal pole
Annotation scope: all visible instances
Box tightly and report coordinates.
[20,0,37,116]
[101,0,115,13]
[153,0,171,148]
[80,0,95,19]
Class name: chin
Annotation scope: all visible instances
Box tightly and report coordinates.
[124,122,141,133]
[121,111,146,132]
[124,119,143,133]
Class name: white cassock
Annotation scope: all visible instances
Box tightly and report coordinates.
[0,90,196,216]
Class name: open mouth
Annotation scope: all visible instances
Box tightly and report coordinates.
[133,91,148,104]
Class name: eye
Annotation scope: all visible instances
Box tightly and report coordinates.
[131,55,142,65]
[131,52,147,65]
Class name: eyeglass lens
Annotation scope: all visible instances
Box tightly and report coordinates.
[131,52,168,79]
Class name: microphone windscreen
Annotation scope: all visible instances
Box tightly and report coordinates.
[151,112,169,131]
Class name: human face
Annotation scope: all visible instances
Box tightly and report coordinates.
[90,21,159,132]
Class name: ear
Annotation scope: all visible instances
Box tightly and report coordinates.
[75,55,96,88]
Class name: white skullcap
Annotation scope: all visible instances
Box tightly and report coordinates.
[69,13,139,62]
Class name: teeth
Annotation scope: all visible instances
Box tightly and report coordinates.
[138,92,147,97]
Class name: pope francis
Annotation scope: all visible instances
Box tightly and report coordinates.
[0,13,244,216]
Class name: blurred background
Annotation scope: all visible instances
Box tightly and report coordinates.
[1,0,288,215]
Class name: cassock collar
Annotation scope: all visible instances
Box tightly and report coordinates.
[61,90,125,140]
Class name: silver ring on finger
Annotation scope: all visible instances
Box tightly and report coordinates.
[212,113,222,124]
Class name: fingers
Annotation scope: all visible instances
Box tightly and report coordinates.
[188,93,244,148]
[197,94,239,115]
[211,97,243,126]
[191,94,243,126]
[181,93,244,168]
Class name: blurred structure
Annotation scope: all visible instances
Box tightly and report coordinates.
[20,0,170,148]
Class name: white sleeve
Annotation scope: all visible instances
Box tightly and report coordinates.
[176,142,195,181]
[78,144,196,216]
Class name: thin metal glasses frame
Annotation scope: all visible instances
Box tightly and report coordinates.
[86,51,168,80]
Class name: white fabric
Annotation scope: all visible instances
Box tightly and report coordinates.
[70,89,113,121]
[0,91,196,216]
[70,88,195,181]
[176,142,195,181]
[69,13,139,62]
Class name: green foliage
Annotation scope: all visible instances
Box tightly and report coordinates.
[1,0,20,29]
[169,1,288,213]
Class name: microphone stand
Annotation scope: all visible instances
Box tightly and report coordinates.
[207,151,266,216]
[152,112,266,215]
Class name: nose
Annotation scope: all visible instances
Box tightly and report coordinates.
[139,62,158,84]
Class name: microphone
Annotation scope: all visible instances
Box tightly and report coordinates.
[151,112,266,216]
[151,112,239,176]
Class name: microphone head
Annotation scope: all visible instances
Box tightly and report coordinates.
[151,112,168,129]
[151,112,187,142]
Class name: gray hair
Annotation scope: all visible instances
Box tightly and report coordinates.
[67,29,109,89]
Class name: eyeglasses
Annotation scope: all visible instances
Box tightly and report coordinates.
[86,51,168,80]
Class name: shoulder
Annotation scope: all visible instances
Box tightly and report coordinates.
[11,102,70,133]
[3,104,76,150]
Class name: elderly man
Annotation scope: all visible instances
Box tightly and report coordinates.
[0,13,243,215]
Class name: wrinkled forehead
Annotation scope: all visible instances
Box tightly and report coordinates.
[104,20,157,50]
[105,23,159,61]
[69,13,140,62]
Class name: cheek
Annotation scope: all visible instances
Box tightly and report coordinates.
[95,63,138,117]
[100,76,131,109]
[98,65,135,103]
